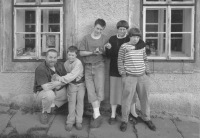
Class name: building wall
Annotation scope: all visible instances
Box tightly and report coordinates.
[0,0,199,118]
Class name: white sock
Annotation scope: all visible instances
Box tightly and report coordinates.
[111,105,117,118]
[130,103,138,117]
[51,103,55,108]
[93,107,100,119]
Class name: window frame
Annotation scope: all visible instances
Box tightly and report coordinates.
[13,0,64,61]
[142,0,195,61]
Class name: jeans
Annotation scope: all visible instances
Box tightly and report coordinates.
[121,74,150,122]
[85,61,105,103]
[66,83,85,124]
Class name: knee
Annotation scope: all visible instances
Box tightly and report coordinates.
[45,90,56,102]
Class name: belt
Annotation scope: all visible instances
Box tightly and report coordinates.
[126,72,145,77]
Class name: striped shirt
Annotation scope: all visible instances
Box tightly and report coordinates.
[118,43,150,76]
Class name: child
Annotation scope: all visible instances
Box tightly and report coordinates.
[118,28,156,132]
[104,20,145,125]
[79,18,108,128]
[54,46,85,131]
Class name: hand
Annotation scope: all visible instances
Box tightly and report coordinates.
[46,81,62,90]
[104,43,112,49]
[51,74,60,81]
[93,48,103,55]
[146,72,151,77]
[121,74,126,79]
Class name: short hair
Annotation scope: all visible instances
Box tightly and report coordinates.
[116,20,129,29]
[67,46,78,55]
[94,18,106,28]
[128,27,141,37]
[46,49,58,57]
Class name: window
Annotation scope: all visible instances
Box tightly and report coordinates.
[143,0,195,60]
[13,0,63,60]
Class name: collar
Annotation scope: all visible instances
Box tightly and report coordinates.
[117,33,127,39]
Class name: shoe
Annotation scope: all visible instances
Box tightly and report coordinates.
[108,117,116,125]
[129,114,139,125]
[51,106,58,114]
[143,120,156,131]
[90,116,103,128]
[40,112,49,124]
[65,124,73,131]
[76,123,82,130]
[120,122,127,132]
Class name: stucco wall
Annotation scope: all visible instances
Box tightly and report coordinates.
[0,0,199,118]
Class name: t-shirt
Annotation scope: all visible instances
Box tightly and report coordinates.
[33,61,67,93]
[79,34,108,63]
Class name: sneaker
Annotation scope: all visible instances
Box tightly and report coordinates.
[65,124,73,131]
[143,120,156,131]
[108,117,116,125]
[76,123,82,130]
[40,112,49,124]
[51,106,58,114]
[90,116,103,128]
[120,122,127,132]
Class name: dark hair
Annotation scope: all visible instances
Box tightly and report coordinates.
[94,18,106,28]
[128,27,141,37]
[67,46,78,55]
[46,49,58,57]
[116,20,129,29]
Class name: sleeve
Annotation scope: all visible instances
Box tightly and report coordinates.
[35,68,49,86]
[79,36,87,51]
[143,48,150,74]
[105,37,113,58]
[59,62,67,76]
[135,39,146,50]
[59,61,83,84]
[118,46,126,75]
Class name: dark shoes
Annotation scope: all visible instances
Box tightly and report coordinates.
[137,116,156,131]
[108,117,116,125]
[40,112,49,124]
[76,123,83,130]
[90,116,103,128]
[129,114,139,125]
[120,122,127,132]
[143,120,156,131]
[65,124,73,131]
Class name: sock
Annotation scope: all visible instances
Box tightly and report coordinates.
[111,105,117,118]
[93,107,100,119]
[130,103,138,118]
[51,103,55,108]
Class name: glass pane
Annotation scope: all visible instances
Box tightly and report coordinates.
[171,33,191,57]
[146,9,166,32]
[16,9,36,32]
[41,34,60,56]
[41,0,61,2]
[41,9,60,32]
[171,8,192,32]
[16,34,36,57]
[171,0,194,2]
[146,33,166,57]
[15,0,36,4]
[146,0,166,1]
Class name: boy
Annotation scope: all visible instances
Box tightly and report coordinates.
[118,28,156,132]
[79,18,108,128]
[53,46,85,131]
